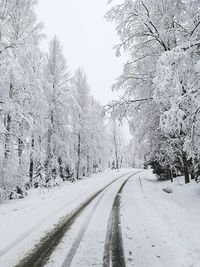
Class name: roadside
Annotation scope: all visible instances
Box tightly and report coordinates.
[121,170,200,267]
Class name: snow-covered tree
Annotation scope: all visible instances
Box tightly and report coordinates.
[0,0,120,201]
[107,120,125,169]
[70,68,90,179]
[70,68,110,179]
[107,0,200,183]
[0,0,43,198]
[87,98,109,173]
[43,36,71,184]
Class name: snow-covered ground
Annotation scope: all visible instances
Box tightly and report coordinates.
[46,174,131,267]
[0,169,131,267]
[121,170,200,267]
[1,169,200,267]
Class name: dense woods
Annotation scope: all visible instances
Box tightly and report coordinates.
[107,0,200,184]
[0,0,126,201]
[1,2,200,267]
[0,0,199,201]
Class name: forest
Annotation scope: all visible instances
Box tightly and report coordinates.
[107,0,200,184]
[0,0,200,201]
[0,0,130,201]
[0,1,200,266]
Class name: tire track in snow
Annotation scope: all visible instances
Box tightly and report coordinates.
[0,185,107,258]
[62,172,140,267]
[14,171,134,267]
[103,171,142,267]
[61,188,107,267]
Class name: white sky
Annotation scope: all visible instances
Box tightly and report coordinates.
[36,0,125,105]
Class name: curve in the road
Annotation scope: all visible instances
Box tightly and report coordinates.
[0,179,119,258]
[14,171,134,267]
[62,171,141,267]
[103,171,142,267]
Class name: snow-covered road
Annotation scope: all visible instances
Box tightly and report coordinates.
[1,169,200,267]
[46,171,141,267]
[46,170,200,267]
[0,169,133,267]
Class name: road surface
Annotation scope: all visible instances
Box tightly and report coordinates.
[16,171,139,267]
[1,169,200,267]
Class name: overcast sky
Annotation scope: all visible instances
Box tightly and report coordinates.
[36,0,125,105]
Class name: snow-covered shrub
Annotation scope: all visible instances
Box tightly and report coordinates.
[145,159,170,181]
[0,188,7,203]
[9,186,27,200]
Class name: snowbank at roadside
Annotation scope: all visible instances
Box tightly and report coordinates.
[142,169,200,211]
[121,170,200,267]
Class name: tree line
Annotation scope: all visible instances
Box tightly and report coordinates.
[107,0,200,183]
[0,0,127,201]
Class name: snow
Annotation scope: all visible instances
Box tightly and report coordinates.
[121,170,200,267]
[195,60,200,72]
[0,169,130,267]
[46,175,130,267]
[1,169,200,267]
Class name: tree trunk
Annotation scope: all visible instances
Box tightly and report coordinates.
[46,126,53,177]
[114,138,119,169]
[191,167,195,180]
[18,123,23,158]
[120,156,123,168]
[46,109,54,177]
[87,153,90,177]
[170,168,173,183]
[58,156,64,179]
[4,83,14,159]
[4,113,11,159]
[182,152,190,184]
[76,132,81,179]
[29,137,35,184]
